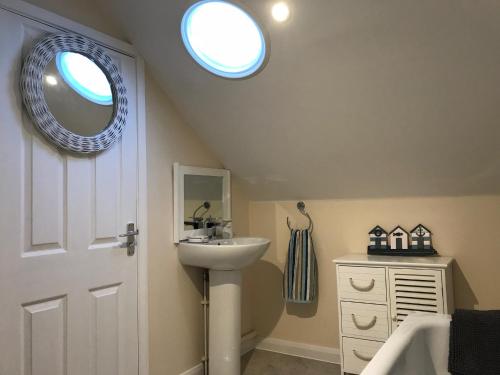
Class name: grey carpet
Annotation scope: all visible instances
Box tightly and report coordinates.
[241,349,341,375]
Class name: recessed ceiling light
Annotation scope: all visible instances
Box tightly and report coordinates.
[271,2,290,23]
[45,75,58,86]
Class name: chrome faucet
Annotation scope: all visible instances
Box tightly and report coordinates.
[215,219,233,239]
[203,218,232,239]
[203,217,215,239]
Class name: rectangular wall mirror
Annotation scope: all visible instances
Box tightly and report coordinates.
[173,163,231,243]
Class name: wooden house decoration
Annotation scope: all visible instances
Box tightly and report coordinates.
[368,226,389,251]
[389,226,409,250]
[410,224,433,250]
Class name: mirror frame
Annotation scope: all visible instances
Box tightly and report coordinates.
[173,163,231,243]
[20,32,128,154]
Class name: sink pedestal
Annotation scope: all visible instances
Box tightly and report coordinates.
[209,269,241,375]
[177,238,271,374]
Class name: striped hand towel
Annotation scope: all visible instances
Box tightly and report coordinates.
[283,229,318,303]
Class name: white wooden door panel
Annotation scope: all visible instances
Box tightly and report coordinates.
[90,285,121,375]
[23,297,67,375]
[0,8,139,375]
[95,147,121,241]
[31,138,66,250]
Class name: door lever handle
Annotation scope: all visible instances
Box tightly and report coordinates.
[119,229,139,237]
[120,223,138,256]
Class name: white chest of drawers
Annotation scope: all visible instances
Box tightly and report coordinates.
[334,254,454,375]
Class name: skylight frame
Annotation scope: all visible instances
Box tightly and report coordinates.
[180,0,269,79]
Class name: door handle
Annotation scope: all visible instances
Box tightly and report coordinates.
[119,223,138,256]
[119,230,139,237]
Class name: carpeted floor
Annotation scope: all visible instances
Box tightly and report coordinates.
[241,350,341,375]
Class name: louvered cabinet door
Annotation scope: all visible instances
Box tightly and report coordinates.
[388,268,444,331]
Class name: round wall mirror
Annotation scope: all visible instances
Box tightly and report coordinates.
[20,33,128,154]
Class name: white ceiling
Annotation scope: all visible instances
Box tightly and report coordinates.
[97,0,500,200]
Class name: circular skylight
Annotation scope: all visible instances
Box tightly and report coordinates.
[56,52,113,105]
[181,0,267,79]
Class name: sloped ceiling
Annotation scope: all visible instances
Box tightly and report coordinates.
[97,0,500,200]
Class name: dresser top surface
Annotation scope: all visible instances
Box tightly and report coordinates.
[333,253,453,268]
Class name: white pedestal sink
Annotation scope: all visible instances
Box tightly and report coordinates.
[178,237,270,375]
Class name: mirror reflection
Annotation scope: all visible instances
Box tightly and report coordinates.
[184,175,223,230]
[43,52,114,137]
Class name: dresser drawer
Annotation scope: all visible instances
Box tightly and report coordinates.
[338,266,387,302]
[342,337,384,375]
[341,301,389,340]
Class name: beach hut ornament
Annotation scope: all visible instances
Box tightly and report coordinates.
[410,224,433,250]
[389,225,409,250]
[368,224,437,256]
[368,225,389,251]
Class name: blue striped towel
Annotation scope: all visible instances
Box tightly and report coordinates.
[283,229,318,303]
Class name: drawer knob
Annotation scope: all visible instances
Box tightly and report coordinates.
[352,349,374,362]
[351,314,377,330]
[349,277,375,292]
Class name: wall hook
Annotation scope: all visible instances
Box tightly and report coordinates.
[287,201,313,233]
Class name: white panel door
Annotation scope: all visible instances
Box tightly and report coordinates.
[0,8,139,375]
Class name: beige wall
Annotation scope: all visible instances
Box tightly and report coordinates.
[247,196,500,348]
[146,72,250,374]
[146,72,217,374]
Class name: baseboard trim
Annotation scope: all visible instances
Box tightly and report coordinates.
[241,331,258,356]
[256,337,341,364]
[178,331,258,375]
[179,363,203,375]
[178,332,340,374]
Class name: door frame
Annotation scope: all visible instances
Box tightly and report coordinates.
[0,1,149,374]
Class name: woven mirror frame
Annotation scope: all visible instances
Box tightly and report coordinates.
[20,33,128,154]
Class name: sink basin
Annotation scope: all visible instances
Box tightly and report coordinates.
[178,237,270,270]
